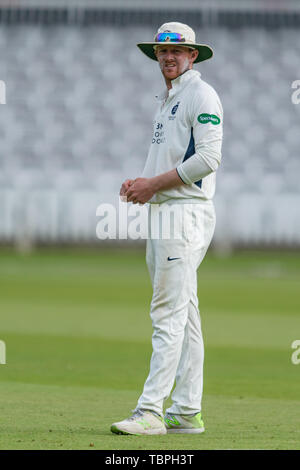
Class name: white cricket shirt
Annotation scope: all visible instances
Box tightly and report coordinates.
[142,69,223,204]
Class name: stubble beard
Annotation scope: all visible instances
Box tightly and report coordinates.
[160,57,191,83]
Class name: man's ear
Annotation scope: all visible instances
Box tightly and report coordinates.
[191,49,199,63]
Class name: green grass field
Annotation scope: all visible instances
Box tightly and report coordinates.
[0,247,300,450]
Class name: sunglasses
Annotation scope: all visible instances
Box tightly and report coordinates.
[155,32,186,43]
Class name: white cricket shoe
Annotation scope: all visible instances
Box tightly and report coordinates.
[164,412,205,434]
[111,409,167,435]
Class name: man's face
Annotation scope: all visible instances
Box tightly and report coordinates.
[154,45,199,81]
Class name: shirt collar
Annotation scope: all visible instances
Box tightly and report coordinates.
[155,69,201,101]
[156,88,169,102]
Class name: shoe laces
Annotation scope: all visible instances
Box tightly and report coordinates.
[129,409,144,421]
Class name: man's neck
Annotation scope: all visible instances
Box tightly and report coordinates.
[166,80,172,91]
[164,67,192,91]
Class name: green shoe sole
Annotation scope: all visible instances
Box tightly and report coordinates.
[110,425,141,436]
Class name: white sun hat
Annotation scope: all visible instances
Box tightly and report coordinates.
[137,22,213,64]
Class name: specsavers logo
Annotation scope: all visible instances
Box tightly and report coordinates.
[197,113,220,125]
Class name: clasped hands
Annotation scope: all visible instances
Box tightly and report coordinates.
[120,177,156,205]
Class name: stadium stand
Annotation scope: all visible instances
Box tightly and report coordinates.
[0,4,299,246]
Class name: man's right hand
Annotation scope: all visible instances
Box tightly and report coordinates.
[120,179,134,201]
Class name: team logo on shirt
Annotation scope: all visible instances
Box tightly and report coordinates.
[169,101,180,120]
[197,113,220,125]
[171,102,180,115]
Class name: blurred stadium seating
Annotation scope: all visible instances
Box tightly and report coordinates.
[0,0,299,247]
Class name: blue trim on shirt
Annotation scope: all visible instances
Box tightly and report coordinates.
[176,168,186,184]
[183,128,202,188]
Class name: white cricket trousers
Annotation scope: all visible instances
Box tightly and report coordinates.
[135,201,216,416]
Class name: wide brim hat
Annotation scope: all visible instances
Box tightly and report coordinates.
[137,22,213,64]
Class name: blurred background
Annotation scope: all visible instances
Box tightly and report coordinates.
[0,0,299,249]
[0,0,300,450]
